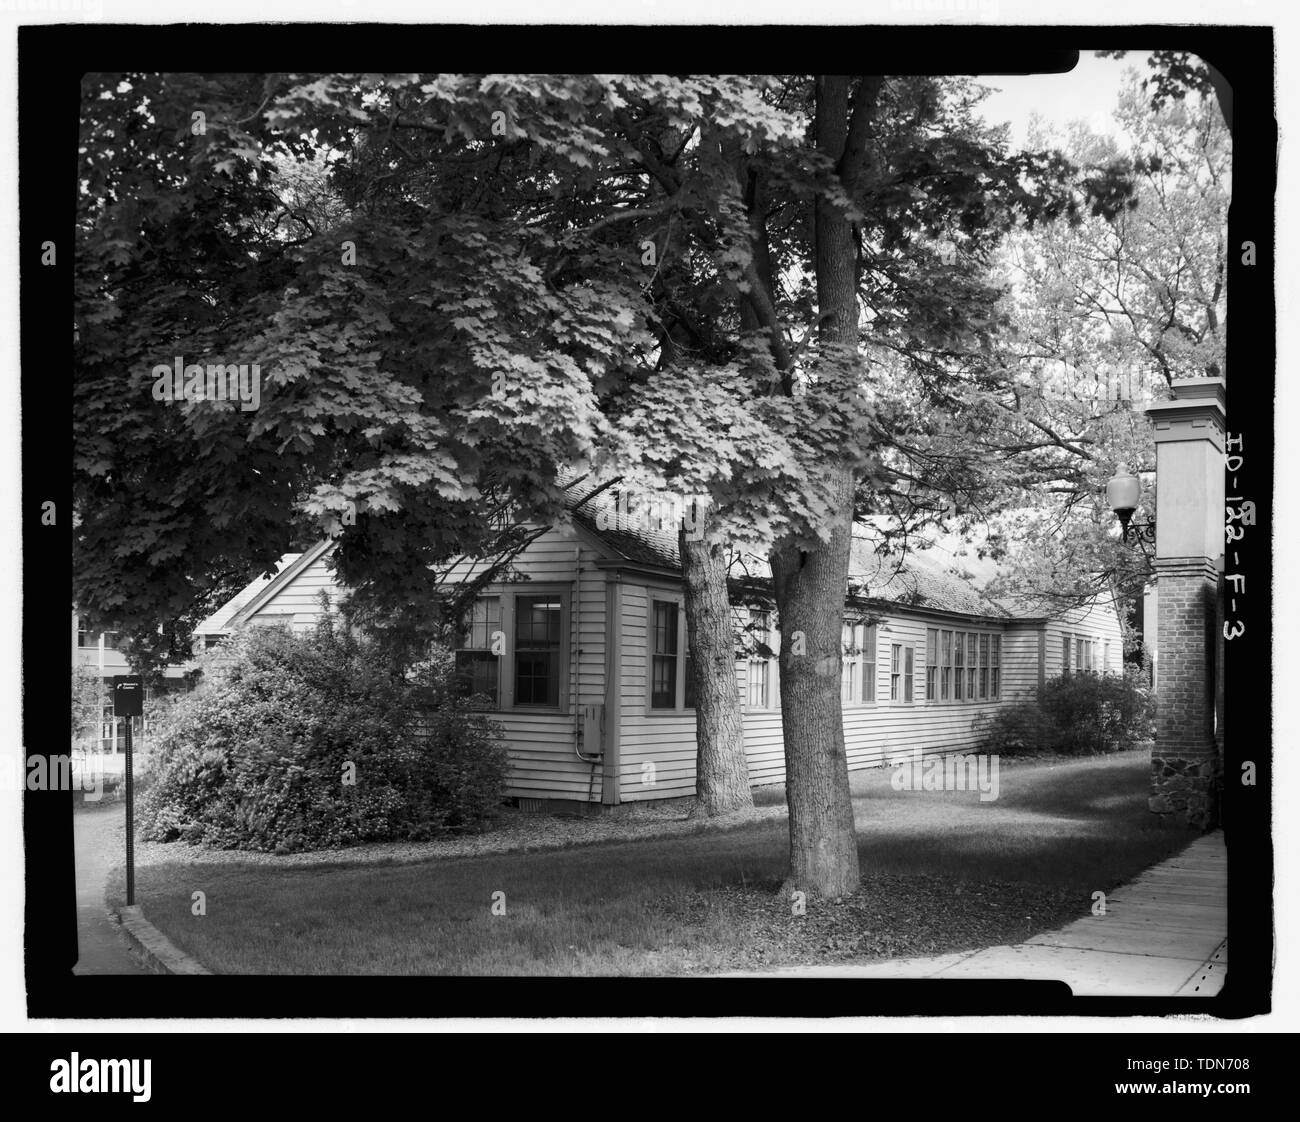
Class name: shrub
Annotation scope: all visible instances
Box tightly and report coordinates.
[978,669,1155,757]
[141,619,506,852]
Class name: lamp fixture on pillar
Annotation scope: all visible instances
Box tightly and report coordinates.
[1105,463,1156,545]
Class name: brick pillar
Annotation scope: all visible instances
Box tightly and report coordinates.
[1145,378,1225,829]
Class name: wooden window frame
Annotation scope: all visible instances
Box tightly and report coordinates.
[966,633,979,701]
[841,620,878,706]
[921,626,1000,705]
[890,642,915,704]
[454,594,503,708]
[926,628,939,701]
[953,630,965,700]
[454,586,571,713]
[646,594,694,714]
[743,608,776,711]
[940,629,953,700]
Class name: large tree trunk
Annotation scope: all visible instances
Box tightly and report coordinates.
[681,524,753,817]
[770,75,873,900]
[770,470,859,899]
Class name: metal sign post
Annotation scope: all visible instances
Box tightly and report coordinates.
[112,676,143,907]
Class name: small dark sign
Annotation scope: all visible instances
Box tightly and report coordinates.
[112,675,144,716]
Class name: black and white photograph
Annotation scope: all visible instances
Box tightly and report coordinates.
[8,3,1290,1072]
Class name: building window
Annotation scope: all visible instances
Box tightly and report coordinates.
[1103,639,1111,674]
[455,590,568,711]
[953,631,964,700]
[515,595,563,707]
[840,622,857,704]
[1062,635,1071,676]
[966,633,978,701]
[926,628,938,700]
[991,634,1001,698]
[745,609,773,709]
[650,599,695,711]
[941,630,953,699]
[840,621,877,705]
[455,595,502,705]
[890,643,914,702]
[862,624,876,703]
[923,628,1001,703]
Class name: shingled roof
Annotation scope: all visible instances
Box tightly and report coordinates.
[567,482,1012,621]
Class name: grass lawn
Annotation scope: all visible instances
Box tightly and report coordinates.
[109,749,1200,975]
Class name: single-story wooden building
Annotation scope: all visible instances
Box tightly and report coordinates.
[195,491,1123,810]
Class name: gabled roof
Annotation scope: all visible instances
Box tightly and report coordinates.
[194,563,295,636]
[194,541,336,636]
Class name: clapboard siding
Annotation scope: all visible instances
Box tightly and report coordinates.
[458,522,609,799]
[219,523,1125,807]
[613,592,1066,802]
[1002,625,1042,700]
[248,553,342,631]
[1044,594,1125,679]
[240,523,616,802]
[618,581,693,799]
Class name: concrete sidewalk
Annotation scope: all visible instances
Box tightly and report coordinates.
[73,801,151,976]
[719,832,1228,996]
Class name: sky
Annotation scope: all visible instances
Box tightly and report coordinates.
[975,50,1152,148]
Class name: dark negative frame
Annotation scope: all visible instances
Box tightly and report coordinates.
[22,22,1274,1024]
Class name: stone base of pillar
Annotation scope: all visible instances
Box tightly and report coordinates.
[1149,750,1221,829]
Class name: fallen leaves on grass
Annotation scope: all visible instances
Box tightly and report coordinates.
[662,872,1085,973]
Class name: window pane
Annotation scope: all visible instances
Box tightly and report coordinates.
[651,601,679,708]
[517,596,562,647]
[651,655,676,708]
[653,601,678,655]
[455,597,501,703]
[954,632,964,699]
[516,651,559,706]
[747,609,770,708]
[454,651,500,703]
[904,647,914,702]
[515,595,562,707]
[941,630,952,699]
